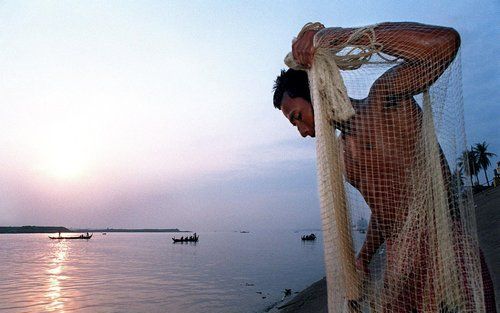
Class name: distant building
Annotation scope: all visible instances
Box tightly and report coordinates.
[494,162,500,187]
[356,217,368,233]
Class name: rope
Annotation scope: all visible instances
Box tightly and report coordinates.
[284,23,387,310]
[285,23,393,123]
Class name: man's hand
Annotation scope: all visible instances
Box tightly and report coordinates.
[356,255,371,277]
[291,30,317,68]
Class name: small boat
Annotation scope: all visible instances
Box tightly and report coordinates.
[172,233,199,243]
[301,233,316,241]
[49,233,93,240]
[240,231,249,233]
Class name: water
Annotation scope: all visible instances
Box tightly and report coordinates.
[0,231,326,313]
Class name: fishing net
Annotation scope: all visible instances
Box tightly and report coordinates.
[284,22,486,312]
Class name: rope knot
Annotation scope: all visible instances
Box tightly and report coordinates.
[285,23,388,123]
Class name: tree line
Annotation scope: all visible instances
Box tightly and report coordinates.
[457,141,497,187]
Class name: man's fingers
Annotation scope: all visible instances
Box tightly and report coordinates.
[293,44,305,65]
[292,33,315,68]
[292,40,299,63]
[299,49,313,67]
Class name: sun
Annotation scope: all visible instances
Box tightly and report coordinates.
[36,124,94,181]
[46,146,87,180]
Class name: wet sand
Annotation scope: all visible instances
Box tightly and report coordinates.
[275,186,500,313]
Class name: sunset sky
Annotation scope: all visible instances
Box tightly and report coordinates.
[1,1,498,231]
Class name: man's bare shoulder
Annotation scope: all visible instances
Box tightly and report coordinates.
[363,92,421,113]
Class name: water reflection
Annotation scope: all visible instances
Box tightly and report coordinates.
[1,232,326,313]
[45,240,68,312]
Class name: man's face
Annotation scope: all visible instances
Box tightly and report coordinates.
[280,93,315,137]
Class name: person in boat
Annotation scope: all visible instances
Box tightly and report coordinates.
[273,22,496,311]
[180,236,184,241]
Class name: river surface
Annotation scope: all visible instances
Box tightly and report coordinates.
[0,230,332,313]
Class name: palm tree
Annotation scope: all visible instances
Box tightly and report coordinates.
[474,141,496,186]
[450,167,465,204]
[451,167,465,188]
[458,148,479,186]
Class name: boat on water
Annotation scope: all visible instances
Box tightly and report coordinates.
[49,233,93,240]
[301,233,316,241]
[172,233,199,243]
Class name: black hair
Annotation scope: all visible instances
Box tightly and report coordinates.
[272,69,311,109]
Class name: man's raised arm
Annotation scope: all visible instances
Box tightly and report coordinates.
[292,22,461,96]
[368,22,460,97]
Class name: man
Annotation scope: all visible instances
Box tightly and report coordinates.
[273,22,496,312]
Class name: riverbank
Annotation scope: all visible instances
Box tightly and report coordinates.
[268,277,327,313]
[274,186,500,312]
[0,226,70,233]
[0,226,183,233]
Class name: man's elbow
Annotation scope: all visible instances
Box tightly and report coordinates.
[428,27,461,62]
[417,27,461,62]
[446,27,461,55]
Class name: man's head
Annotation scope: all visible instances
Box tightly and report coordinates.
[273,69,315,137]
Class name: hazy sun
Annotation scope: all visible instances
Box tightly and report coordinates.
[36,123,94,181]
[46,146,87,180]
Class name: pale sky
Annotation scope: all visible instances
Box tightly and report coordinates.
[0,1,498,231]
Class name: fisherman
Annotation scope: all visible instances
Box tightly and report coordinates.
[273,22,496,312]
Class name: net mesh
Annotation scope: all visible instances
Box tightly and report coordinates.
[285,23,486,312]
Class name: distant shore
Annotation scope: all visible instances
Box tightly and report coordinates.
[0,226,186,234]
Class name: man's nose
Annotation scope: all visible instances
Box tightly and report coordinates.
[297,124,309,137]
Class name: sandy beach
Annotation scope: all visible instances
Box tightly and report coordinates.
[273,186,500,313]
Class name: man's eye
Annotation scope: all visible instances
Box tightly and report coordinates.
[296,113,302,121]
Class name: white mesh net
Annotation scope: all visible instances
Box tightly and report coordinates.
[285,22,489,312]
